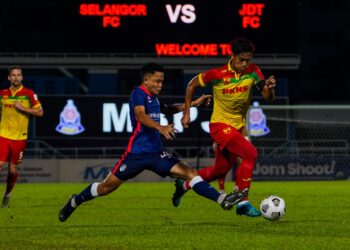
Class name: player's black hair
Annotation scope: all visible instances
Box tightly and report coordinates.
[230,37,255,55]
[8,66,23,75]
[141,63,164,79]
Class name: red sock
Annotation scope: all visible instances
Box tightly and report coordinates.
[6,171,18,196]
[218,177,225,191]
[184,180,191,190]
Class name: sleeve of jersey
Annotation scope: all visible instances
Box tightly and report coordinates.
[198,69,219,87]
[28,90,41,108]
[132,90,145,107]
[252,64,265,84]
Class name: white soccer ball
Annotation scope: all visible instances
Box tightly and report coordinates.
[260,195,286,221]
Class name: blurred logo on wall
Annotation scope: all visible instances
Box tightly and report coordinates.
[56,99,85,135]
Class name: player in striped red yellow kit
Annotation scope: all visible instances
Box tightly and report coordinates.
[0,66,43,208]
[173,37,276,217]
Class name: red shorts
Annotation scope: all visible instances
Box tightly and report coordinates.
[209,122,242,150]
[0,136,27,164]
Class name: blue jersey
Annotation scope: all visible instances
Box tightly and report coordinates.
[127,86,162,154]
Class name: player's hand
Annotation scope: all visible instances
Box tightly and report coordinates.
[158,123,176,140]
[191,94,212,107]
[265,76,277,89]
[181,112,191,128]
[14,101,25,111]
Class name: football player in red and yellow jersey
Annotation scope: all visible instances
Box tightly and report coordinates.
[0,66,43,208]
[173,37,276,217]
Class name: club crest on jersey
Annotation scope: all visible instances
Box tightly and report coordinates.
[119,164,127,172]
[249,101,270,137]
[160,151,171,158]
[223,76,231,85]
[147,96,152,103]
[56,99,85,135]
[223,127,232,134]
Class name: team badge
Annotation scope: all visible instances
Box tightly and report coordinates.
[249,101,270,137]
[223,76,231,85]
[119,164,127,172]
[56,99,85,135]
[223,127,232,134]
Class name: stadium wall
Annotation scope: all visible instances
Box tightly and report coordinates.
[0,158,348,183]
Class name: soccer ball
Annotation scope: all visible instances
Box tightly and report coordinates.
[260,195,286,221]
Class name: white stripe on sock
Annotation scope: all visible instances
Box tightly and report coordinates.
[91,182,99,197]
[217,193,227,204]
[189,176,204,188]
[71,197,77,208]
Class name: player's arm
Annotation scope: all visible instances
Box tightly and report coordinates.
[160,94,212,116]
[252,65,276,102]
[134,105,176,140]
[181,76,202,128]
[14,101,43,117]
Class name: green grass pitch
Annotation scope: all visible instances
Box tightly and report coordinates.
[0,181,349,249]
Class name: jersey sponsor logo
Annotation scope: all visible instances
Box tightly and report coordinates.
[148,113,160,119]
[4,103,15,108]
[222,85,248,94]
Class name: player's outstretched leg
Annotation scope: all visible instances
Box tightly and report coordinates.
[172,149,233,208]
[170,162,248,210]
[59,173,122,222]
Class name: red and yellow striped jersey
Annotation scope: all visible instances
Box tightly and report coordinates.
[199,60,264,129]
[0,85,41,140]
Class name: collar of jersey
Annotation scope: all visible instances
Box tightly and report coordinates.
[227,59,242,80]
[139,85,153,96]
[9,85,23,97]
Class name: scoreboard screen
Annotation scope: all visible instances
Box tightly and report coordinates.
[0,0,298,55]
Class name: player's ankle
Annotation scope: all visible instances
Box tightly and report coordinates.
[217,193,227,204]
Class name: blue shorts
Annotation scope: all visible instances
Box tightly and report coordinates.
[111,151,180,181]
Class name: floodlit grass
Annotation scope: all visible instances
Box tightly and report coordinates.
[0,181,349,249]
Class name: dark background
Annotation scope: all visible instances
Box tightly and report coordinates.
[0,0,348,103]
[0,0,297,53]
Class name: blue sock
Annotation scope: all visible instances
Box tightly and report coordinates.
[74,183,99,206]
[190,176,220,202]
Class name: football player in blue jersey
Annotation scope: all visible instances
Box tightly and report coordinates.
[59,63,248,222]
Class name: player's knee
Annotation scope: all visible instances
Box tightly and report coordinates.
[185,168,198,180]
[243,144,258,163]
